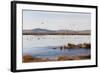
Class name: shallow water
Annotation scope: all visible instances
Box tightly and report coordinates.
[23,35,90,59]
[23,47,90,59]
[23,35,90,48]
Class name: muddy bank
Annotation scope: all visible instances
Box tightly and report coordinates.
[23,54,91,63]
[22,55,49,63]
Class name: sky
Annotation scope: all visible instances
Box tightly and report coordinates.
[23,10,91,31]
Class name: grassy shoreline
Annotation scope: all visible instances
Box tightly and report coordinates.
[23,54,91,63]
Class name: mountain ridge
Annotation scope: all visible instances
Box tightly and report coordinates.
[23,28,91,35]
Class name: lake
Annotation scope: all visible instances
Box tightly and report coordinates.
[23,35,91,60]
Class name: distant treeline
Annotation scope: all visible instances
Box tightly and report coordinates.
[23,29,91,35]
[22,32,90,35]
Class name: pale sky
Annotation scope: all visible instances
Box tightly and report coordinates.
[23,10,91,30]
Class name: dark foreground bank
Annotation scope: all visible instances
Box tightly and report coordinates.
[23,54,91,63]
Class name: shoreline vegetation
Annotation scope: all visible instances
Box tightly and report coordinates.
[23,54,91,63]
[53,43,91,49]
[23,43,91,63]
[23,33,90,35]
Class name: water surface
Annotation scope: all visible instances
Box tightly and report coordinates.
[23,35,90,60]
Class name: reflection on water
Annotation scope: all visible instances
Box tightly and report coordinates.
[23,47,90,60]
[23,35,90,48]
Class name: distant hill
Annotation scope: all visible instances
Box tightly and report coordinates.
[32,28,54,32]
[23,28,91,35]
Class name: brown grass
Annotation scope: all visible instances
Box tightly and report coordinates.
[23,55,49,63]
[23,54,91,63]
